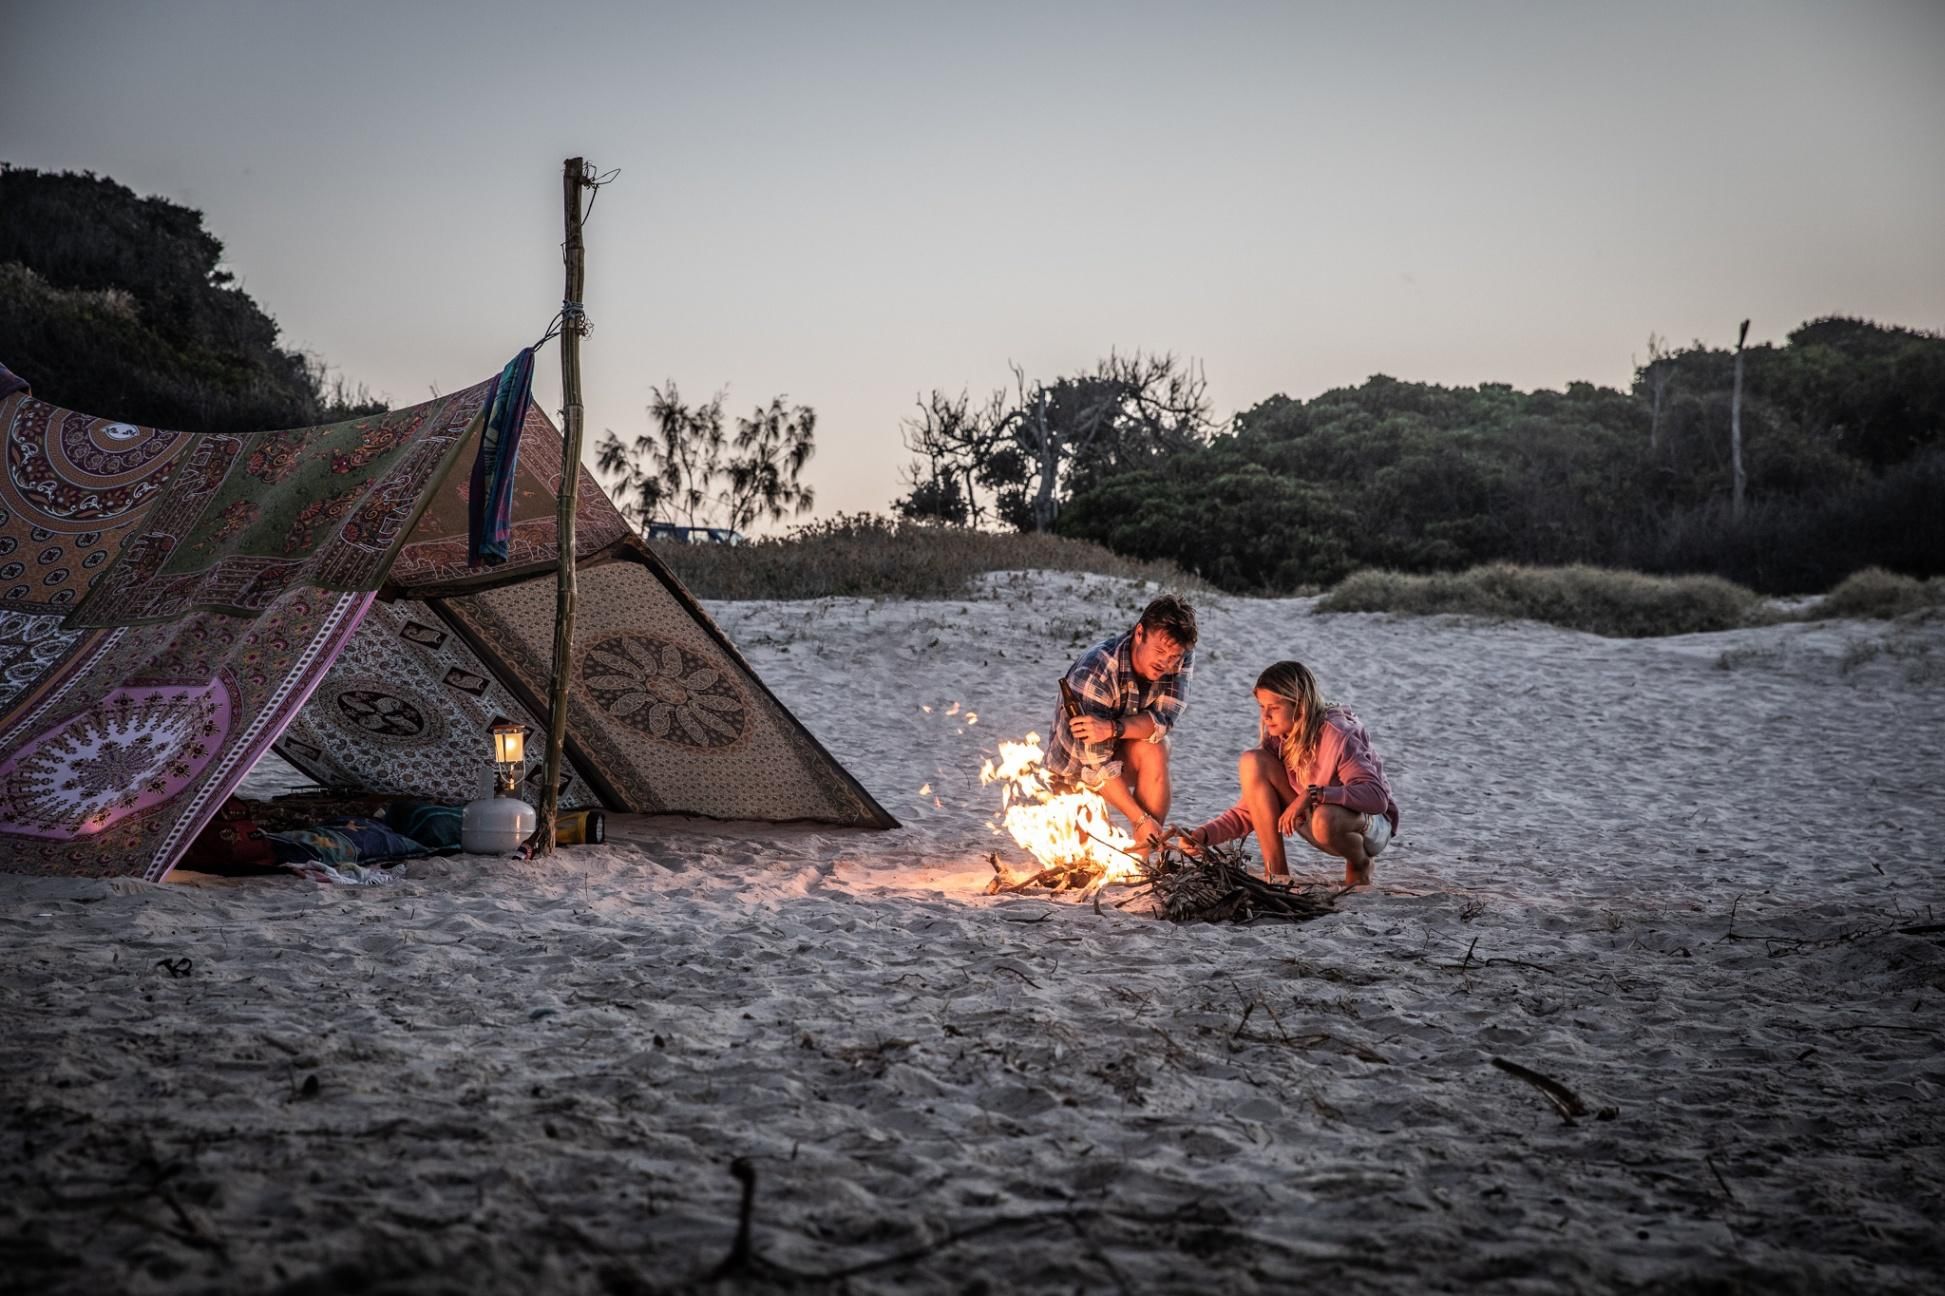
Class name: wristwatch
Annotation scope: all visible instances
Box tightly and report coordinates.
[1111,718,1125,740]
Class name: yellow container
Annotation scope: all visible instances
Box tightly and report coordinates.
[555,807,606,847]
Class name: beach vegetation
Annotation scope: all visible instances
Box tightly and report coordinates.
[596,382,816,533]
[0,165,384,430]
[1813,567,1945,621]
[895,352,1218,532]
[656,513,1201,601]
[1040,323,1944,596]
[1315,564,1767,638]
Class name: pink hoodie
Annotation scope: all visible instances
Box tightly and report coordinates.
[1195,706,1400,845]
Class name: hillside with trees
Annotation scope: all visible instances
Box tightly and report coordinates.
[0,165,382,431]
[899,324,1945,595]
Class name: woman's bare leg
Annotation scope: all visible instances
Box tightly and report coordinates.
[1305,803,1374,886]
[1238,749,1296,877]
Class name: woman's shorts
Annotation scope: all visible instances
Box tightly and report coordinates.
[1359,812,1393,857]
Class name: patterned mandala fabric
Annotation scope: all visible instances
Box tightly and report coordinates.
[275,599,597,810]
[0,378,893,881]
[387,401,632,593]
[0,588,371,879]
[441,555,893,827]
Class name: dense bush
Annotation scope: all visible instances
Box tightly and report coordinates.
[1056,323,1945,597]
[1315,564,1765,638]
[1814,568,1945,620]
[0,165,381,431]
[658,514,1201,601]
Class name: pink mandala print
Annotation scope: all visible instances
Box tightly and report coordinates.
[0,681,232,839]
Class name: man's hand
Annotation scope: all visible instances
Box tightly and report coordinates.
[1070,714,1119,745]
[1278,786,1322,837]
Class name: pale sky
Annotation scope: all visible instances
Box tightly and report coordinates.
[6,0,1943,528]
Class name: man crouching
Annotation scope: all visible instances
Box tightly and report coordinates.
[1044,594,1197,851]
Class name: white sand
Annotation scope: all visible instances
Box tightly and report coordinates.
[4,572,1943,1294]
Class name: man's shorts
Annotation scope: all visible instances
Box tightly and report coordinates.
[1067,733,1170,794]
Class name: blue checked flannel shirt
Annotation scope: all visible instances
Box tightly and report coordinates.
[1044,631,1194,790]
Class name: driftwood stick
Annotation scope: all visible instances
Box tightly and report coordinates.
[1490,1056,1588,1123]
[990,963,1042,989]
[1705,1154,1738,1204]
[707,1157,760,1279]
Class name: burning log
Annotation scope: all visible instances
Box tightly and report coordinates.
[983,853,1101,895]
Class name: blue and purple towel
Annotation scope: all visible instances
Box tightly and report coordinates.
[467,348,536,566]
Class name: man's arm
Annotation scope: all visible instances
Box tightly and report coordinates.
[1071,710,1158,745]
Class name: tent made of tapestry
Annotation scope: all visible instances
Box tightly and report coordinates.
[0,367,895,881]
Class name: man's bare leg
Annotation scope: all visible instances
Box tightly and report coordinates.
[1120,736,1171,828]
[1088,738,1171,852]
[1091,775,1159,850]
[1239,749,1294,878]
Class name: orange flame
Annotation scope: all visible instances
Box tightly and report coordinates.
[979,733,1139,881]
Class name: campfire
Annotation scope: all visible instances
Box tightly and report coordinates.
[978,732,1340,924]
[979,733,1140,890]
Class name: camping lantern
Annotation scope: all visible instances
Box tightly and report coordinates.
[462,718,536,854]
[490,718,526,795]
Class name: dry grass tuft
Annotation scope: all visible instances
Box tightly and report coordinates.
[1315,564,1766,638]
[1814,567,1945,621]
[657,514,1202,601]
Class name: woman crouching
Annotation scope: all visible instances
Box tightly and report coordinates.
[1176,661,1400,886]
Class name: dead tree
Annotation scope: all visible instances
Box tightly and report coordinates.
[896,351,1216,532]
[1639,333,1677,456]
[1013,351,1216,533]
[897,387,1013,526]
[1730,319,1749,521]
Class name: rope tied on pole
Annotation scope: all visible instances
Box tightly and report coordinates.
[529,165,617,353]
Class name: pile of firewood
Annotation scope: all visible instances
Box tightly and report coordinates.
[1125,841,1342,923]
[983,842,1341,924]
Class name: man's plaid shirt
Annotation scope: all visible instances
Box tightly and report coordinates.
[1044,631,1194,789]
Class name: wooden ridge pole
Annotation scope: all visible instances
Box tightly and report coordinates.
[539,156,590,854]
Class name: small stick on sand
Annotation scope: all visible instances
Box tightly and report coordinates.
[991,963,1042,989]
[708,1157,761,1280]
[1706,1154,1738,1204]
[1490,1056,1589,1123]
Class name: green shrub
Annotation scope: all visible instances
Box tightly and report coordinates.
[1315,564,1764,637]
[659,514,1203,601]
[1815,567,1945,620]
[0,168,384,432]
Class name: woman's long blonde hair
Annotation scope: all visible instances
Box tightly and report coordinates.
[1256,661,1327,770]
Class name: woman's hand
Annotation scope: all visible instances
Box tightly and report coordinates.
[1278,786,1322,837]
[1167,824,1204,855]
[1070,714,1119,744]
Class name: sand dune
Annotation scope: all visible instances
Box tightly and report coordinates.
[4,572,1942,1293]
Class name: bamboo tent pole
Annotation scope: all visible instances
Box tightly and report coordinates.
[539,156,590,854]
